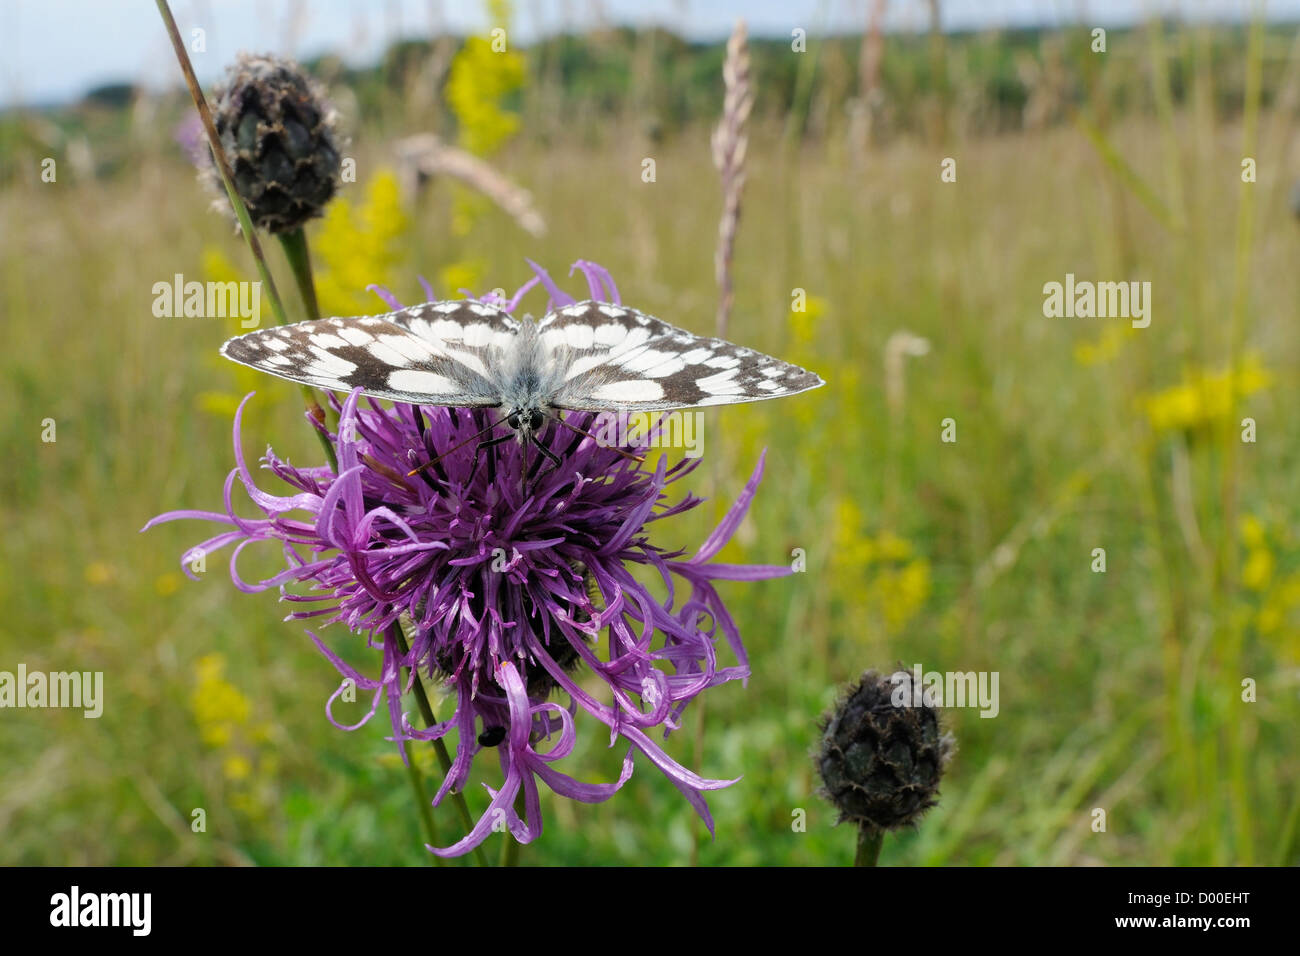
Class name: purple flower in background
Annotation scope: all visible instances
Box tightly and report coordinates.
[145,260,791,857]
[173,110,208,168]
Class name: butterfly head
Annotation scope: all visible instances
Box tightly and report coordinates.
[505,406,546,440]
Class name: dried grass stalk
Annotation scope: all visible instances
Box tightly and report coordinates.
[394,132,547,237]
[711,20,753,338]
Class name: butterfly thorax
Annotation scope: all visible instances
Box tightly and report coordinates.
[496,317,565,442]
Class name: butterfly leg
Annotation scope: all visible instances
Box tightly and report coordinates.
[527,435,562,483]
[467,431,514,486]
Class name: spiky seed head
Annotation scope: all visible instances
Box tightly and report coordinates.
[815,668,955,832]
[204,52,341,234]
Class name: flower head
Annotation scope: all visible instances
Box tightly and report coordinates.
[204,52,342,234]
[147,259,791,857]
[815,669,954,833]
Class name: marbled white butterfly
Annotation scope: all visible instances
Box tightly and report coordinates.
[221,299,824,463]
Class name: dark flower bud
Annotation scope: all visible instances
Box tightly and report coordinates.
[815,669,955,832]
[204,52,341,234]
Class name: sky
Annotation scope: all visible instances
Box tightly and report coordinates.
[2,0,1296,108]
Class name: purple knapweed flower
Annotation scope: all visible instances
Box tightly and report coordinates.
[174,111,208,167]
[145,259,792,857]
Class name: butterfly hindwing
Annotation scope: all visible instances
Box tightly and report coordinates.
[538,300,824,411]
[220,300,514,406]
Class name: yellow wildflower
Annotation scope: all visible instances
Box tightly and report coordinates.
[1242,548,1274,592]
[438,260,486,298]
[833,499,876,569]
[192,654,252,749]
[191,654,276,817]
[788,294,827,353]
[832,499,932,634]
[446,35,525,157]
[1074,322,1138,366]
[1141,354,1272,433]
[874,559,933,633]
[1240,514,1268,550]
[874,529,914,563]
[84,562,114,585]
[154,572,183,597]
[313,170,410,317]
[197,245,285,419]
[223,753,252,782]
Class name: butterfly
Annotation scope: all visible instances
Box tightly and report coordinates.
[221,298,824,467]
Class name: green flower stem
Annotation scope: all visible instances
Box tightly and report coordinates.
[390,624,490,868]
[278,228,322,321]
[154,0,337,473]
[400,740,443,865]
[855,826,884,867]
[278,228,337,432]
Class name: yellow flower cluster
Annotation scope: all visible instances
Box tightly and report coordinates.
[833,499,932,634]
[313,169,410,316]
[788,294,827,354]
[446,34,525,158]
[202,170,410,330]
[1240,516,1300,653]
[443,4,527,241]
[197,246,279,420]
[437,260,486,299]
[84,561,115,585]
[1140,354,1272,434]
[1074,322,1139,366]
[192,654,277,817]
[785,294,832,432]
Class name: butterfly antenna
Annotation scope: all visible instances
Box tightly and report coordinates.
[546,412,646,464]
[407,417,500,476]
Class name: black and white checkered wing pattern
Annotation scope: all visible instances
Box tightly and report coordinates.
[539,301,824,411]
[220,300,518,406]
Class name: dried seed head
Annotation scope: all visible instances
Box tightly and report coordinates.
[815,669,955,832]
[204,52,341,234]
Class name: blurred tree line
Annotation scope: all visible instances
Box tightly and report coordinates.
[2,20,1297,184]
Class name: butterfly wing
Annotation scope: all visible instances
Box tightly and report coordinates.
[220,300,518,406]
[538,301,824,411]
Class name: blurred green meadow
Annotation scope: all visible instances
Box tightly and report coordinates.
[1,9,1299,865]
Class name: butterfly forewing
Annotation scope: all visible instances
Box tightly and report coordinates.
[220,297,824,416]
[220,300,515,406]
[539,301,824,411]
